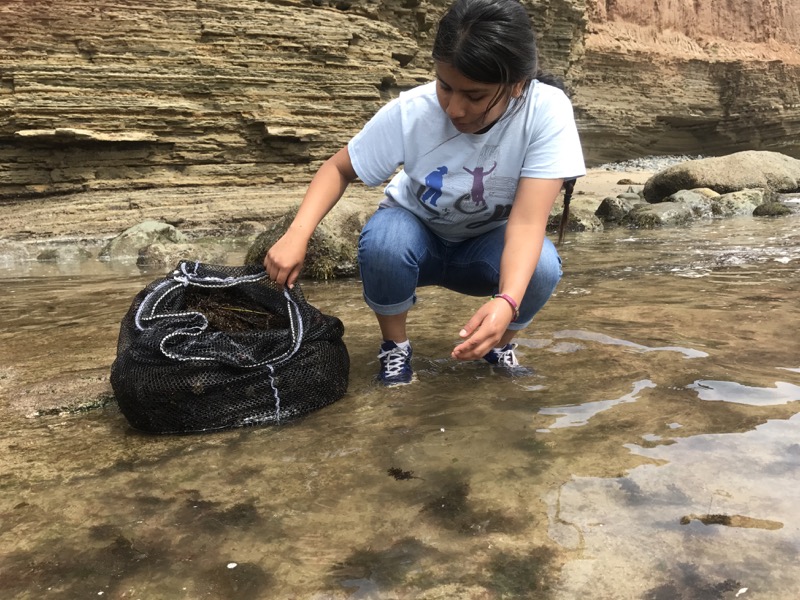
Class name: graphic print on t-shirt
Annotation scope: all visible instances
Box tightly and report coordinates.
[414,144,518,230]
[420,166,448,207]
[462,162,496,206]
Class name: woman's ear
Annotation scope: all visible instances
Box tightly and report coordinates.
[511,81,525,99]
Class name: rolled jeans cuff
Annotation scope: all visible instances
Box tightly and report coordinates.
[363,293,417,316]
[505,318,533,332]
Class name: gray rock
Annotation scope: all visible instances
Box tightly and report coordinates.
[245,198,372,280]
[136,242,228,268]
[753,201,794,217]
[622,201,695,229]
[666,190,716,219]
[595,194,645,223]
[100,220,187,260]
[643,151,800,203]
[547,207,604,235]
[617,192,643,201]
[35,246,93,263]
[711,189,766,217]
[36,249,59,262]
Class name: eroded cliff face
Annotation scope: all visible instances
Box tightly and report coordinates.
[578,0,800,162]
[587,0,800,44]
[0,0,799,198]
[0,0,434,198]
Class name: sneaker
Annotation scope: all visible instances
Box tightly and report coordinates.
[378,341,413,386]
[484,343,534,376]
[483,343,520,367]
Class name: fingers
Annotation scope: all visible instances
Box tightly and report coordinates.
[451,320,494,361]
[263,230,309,287]
[457,311,483,339]
[263,253,294,288]
[263,238,305,288]
[452,334,494,361]
[263,254,280,283]
[266,265,296,288]
[284,265,302,289]
[451,302,512,361]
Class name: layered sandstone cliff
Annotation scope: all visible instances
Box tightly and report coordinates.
[578,0,800,162]
[0,0,799,198]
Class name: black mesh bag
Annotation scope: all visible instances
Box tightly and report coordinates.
[111,261,350,434]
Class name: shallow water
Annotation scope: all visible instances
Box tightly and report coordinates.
[1,215,799,599]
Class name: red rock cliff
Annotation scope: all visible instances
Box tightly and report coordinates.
[577,0,800,162]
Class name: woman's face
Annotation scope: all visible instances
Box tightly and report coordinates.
[434,61,520,134]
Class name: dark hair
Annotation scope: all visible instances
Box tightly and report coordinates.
[432,0,539,88]
[557,178,576,245]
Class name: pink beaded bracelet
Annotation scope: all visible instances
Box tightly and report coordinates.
[492,293,519,322]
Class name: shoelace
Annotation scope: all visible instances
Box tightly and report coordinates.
[379,346,409,377]
[494,347,519,367]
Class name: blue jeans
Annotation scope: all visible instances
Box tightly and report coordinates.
[357,207,562,331]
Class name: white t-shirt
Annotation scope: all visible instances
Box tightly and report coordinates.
[347,79,586,242]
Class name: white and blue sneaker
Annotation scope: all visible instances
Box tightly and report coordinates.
[483,343,534,376]
[483,343,519,367]
[378,340,414,386]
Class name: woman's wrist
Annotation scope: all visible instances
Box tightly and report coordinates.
[492,293,519,322]
[286,221,315,242]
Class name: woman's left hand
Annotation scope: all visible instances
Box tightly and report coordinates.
[451,297,515,361]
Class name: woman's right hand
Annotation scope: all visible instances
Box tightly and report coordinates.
[263,229,309,288]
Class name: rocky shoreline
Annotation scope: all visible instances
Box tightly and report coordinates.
[596,155,704,173]
[1,152,798,277]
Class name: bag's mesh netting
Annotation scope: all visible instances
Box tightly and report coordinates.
[111,261,350,434]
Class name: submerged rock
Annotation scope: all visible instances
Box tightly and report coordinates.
[753,201,794,217]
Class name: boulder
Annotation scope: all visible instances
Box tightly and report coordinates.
[643,151,800,203]
[595,193,646,223]
[136,243,228,269]
[622,202,694,229]
[245,198,372,280]
[711,189,766,217]
[100,220,187,260]
[753,201,794,217]
[665,190,716,219]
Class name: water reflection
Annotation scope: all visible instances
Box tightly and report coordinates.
[689,380,800,406]
[549,413,800,598]
[0,214,798,598]
[537,379,656,430]
[553,329,709,358]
